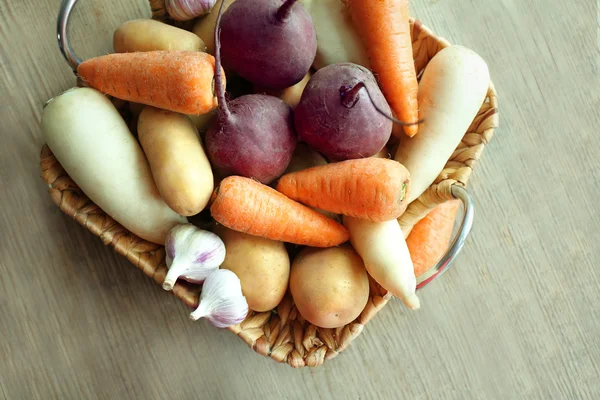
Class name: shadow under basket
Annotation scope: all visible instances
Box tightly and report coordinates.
[43,0,499,368]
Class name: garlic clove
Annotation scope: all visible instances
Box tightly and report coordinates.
[190,296,248,328]
[166,0,217,21]
[163,224,226,291]
[189,269,248,328]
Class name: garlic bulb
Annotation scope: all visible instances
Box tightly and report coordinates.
[163,224,226,291]
[190,269,249,328]
[166,0,217,21]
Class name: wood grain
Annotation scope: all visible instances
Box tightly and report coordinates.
[1,0,599,398]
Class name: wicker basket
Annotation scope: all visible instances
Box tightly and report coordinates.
[43,0,499,367]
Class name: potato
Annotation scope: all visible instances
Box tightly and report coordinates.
[42,87,187,244]
[114,19,206,53]
[290,245,369,328]
[254,72,312,109]
[132,103,216,139]
[214,226,290,312]
[138,107,214,216]
[192,0,237,54]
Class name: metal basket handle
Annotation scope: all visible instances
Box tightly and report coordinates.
[416,185,474,289]
[57,0,82,71]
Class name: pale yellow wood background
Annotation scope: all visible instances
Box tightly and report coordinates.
[1,0,599,398]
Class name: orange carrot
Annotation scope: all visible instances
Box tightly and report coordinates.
[276,158,411,222]
[406,200,460,277]
[210,176,349,247]
[77,50,222,115]
[343,0,419,137]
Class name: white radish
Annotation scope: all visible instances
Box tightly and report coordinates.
[299,0,369,69]
[42,87,187,244]
[344,216,420,310]
[395,45,490,204]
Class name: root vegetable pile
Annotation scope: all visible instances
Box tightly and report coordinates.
[41,0,490,329]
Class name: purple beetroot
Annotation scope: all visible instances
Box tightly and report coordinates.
[205,0,297,185]
[219,0,317,90]
[294,63,393,161]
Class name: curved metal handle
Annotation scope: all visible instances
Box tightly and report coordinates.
[416,185,474,289]
[57,0,82,71]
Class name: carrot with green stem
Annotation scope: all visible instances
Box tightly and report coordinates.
[276,158,411,222]
[343,0,419,137]
[406,200,460,277]
[210,176,349,247]
[77,50,223,115]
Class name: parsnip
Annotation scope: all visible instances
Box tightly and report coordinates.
[42,87,186,244]
[344,216,420,310]
[394,46,490,204]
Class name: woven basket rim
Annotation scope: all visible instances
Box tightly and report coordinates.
[40,3,499,368]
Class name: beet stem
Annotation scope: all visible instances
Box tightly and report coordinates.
[275,0,297,23]
[341,82,423,126]
[339,82,366,108]
[214,0,231,119]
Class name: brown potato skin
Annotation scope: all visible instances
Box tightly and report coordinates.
[114,19,206,53]
[138,107,213,216]
[214,226,290,312]
[290,245,369,328]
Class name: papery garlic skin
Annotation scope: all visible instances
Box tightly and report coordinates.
[190,269,249,328]
[163,224,226,291]
[166,0,217,21]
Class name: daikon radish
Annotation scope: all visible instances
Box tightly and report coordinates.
[42,87,187,244]
[344,216,419,310]
[395,45,490,204]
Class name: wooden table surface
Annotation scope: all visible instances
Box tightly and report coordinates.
[1,0,598,398]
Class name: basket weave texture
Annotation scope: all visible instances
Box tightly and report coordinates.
[39,2,499,368]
